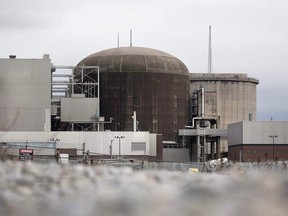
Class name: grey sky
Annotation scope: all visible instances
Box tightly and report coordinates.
[1,0,288,120]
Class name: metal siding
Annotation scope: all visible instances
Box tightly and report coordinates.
[228,122,243,146]
[131,142,146,151]
[0,59,51,131]
[61,98,99,122]
[0,109,45,131]
[243,121,288,144]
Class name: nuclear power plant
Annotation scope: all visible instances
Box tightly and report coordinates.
[1,44,288,163]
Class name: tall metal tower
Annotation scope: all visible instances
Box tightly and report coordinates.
[130,29,133,47]
[208,26,213,73]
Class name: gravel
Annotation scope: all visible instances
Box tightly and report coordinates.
[0,161,288,216]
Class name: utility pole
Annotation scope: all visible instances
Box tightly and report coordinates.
[50,138,60,162]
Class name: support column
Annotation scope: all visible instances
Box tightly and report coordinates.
[203,135,206,162]
[197,135,201,162]
[191,138,198,162]
[211,141,215,160]
[216,137,221,159]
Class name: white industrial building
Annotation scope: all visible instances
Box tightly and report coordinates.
[0,131,159,159]
[228,121,288,162]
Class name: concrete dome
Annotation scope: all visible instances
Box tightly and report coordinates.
[76,46,190,142]
[77,47,189,75]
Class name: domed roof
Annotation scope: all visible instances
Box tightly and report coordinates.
[77,47,189,75]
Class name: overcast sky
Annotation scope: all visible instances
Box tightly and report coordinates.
[1,0,288,120]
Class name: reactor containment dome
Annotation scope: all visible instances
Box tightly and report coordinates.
[76,47,190,142]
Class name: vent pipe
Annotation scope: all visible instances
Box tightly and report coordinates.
[43,54,50,59]
[185,88,205,129]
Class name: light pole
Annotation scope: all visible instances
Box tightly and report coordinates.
[269,135,278,161]
[114,135,124,160]
[50,138,60,162]
[50,138,60,147]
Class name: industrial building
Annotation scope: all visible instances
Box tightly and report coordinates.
[0,54,162,161]
[228,121,288,162]
[0,46,261,162]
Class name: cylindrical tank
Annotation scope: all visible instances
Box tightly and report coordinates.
[76,47,190,141]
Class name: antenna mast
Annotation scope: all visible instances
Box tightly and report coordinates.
[130,29,133,47]
[208,26,213,73]
[117,33,120,48]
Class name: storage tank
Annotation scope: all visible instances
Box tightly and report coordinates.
[76,47,190,141]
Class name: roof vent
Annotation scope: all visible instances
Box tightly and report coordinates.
[43,54,50,59]
[9,55,16,59]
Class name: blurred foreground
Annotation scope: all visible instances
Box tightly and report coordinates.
[0,161,287,216]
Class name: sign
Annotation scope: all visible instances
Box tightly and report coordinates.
[189,168,199,173]
[19,149,34,161]
[59,153,69,164]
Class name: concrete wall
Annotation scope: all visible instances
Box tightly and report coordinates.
[0,131,153,157]
[0,57,51,131]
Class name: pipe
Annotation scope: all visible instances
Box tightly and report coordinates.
[201,88,204,117]
[96,117,114,124]
[132,111,137,132]
[185,88,205,129]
